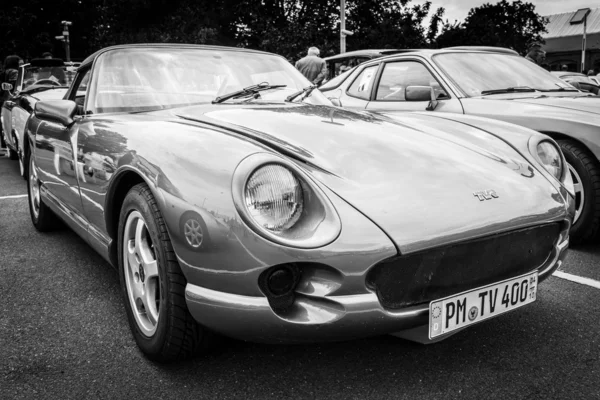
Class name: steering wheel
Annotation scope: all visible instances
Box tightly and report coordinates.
[33,79,61,86]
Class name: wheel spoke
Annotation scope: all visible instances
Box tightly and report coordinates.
[127,239,138,275]
[134,218,145,256]
[143,281,159,326]
[574,182,583,194]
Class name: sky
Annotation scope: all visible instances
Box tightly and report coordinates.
[419,0,595,25]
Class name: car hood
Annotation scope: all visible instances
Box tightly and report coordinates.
[509,95,600,115]
[175,104,567,253]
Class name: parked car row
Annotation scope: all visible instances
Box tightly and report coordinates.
[0,44,581,363]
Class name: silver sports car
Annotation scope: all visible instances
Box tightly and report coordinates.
[24,44,573,362]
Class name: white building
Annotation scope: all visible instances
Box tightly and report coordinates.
[542,7,600,73]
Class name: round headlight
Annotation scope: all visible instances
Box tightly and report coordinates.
[244,164,304,232]
[537,141,563,180]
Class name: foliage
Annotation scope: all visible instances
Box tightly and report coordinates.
[0,0,546,66]
[434,0,548,54]
[1,0,446,64]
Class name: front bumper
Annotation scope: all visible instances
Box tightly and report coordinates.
[185,229,570,344]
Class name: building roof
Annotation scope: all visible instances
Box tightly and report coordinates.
[543,7,600,39]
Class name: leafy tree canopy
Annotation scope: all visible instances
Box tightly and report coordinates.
[435,0,548,54]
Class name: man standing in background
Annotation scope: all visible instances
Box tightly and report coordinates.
[295,47,327,86]
[524,43,546,66]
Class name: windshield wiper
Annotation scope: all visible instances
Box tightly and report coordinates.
[536,84,580,93]
[212,82,286,104]
[285,84,318,102]
[480,87,537,96]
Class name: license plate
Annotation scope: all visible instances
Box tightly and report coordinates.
[429,271,538,339]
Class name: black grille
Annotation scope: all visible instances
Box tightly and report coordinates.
[366,223,560,309]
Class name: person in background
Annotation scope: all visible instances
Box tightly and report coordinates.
[561,65,568,71]
[38,52,67,85]
[295,47,327,86]
[588,70,596,76]
[524,43,545,66]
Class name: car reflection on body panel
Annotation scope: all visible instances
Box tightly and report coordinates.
[24,44,573,362]
[320,46,600,245]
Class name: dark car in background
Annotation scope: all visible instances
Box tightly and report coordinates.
[1,58,84,176]
[320,46,600,244]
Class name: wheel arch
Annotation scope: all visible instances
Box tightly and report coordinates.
[105,169,154,267]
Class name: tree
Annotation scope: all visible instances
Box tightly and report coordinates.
[433,0,548,54]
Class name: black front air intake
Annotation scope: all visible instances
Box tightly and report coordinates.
[366,223,561,309]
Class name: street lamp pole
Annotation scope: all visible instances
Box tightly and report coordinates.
[62,21,72,62]
[340,0,346,54]
[582,17,587,73]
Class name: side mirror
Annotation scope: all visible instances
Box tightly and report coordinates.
[34,100,77,126]
[405,85,439,111]
[1,82,13,91]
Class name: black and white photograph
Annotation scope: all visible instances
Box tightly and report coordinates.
[1,0,599,399]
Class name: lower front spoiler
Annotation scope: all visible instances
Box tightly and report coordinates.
[184,235,569,344]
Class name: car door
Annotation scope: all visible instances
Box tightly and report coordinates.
[365,59,464,114]
[32,75,88,238]
[69,67,128,254]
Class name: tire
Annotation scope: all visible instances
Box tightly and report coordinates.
[558,139,600,244]
[117,183,214,362]
[27,152,59,231]
[8,146,18,160]
[13,134,24,176]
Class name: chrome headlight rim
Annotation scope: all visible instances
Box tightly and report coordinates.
[232,153,341,249]
[528,137,566,181]
[527,136,574,198]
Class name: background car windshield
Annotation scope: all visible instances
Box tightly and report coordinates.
[433,52,573,96]
[21,66,69,89]
[90,48,314,113]
[560,75,596,85]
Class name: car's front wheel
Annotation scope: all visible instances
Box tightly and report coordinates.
[118,183,214,362]
[559,140,600,244]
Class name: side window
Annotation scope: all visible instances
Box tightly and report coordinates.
[70,69,91,113]
[375,61,448,101]
[347,65,378,100]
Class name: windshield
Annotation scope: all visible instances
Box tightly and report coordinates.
[559,74,597,85]
[432,52,575,96]
[320,66,357,91]
[89,48,328,113]
[20,66,71,90]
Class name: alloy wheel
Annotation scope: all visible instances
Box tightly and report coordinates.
[123,211,161,337]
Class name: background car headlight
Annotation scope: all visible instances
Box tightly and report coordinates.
[245,164,304,232]
[537,141,563,180]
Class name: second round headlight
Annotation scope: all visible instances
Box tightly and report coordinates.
[536,141,563,181]
[244,164,304,232]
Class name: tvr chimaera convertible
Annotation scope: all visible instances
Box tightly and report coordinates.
[24,44,574,362]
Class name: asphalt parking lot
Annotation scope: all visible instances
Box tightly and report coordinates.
[1,153,599,400]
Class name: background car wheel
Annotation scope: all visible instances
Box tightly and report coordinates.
[559,140,600,244]
[118,183,215,362]
[27,153,59,231]
[8,146,18,160]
